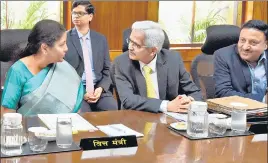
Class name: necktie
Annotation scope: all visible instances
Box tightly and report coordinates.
[143,65,156,98]
[82,37,94,94]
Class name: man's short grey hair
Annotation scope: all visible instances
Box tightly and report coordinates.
[132,20,165,53]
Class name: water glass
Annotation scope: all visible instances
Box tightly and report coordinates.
[231,108,247,132]
[209,115,228,135]
[56,117,73,149]
[187,101,209,138]
[28,127,48,152]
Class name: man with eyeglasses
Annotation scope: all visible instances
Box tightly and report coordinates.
[113,20,203,113]
[65,1,117,112]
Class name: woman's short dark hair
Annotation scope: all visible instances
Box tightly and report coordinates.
[72,1,95,14]
[241,20,268,40]
[18,19,65,59]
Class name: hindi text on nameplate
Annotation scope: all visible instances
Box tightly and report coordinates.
[79,135,138,150]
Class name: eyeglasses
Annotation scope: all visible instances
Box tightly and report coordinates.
[126,38,148,49]
[71,11,88,17]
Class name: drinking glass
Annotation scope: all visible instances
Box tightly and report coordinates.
[56,117,73,148]
[209,114,228,135]
[231,108,247,132]
[187,101,209,138]
[28,127,48,152]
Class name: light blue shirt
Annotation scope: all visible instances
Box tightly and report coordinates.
[247,52,267,102]
[76,29,97,85]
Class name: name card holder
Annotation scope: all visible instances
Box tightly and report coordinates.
[79,135,138,151]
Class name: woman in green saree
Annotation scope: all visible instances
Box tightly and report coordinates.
[1,19,84,116]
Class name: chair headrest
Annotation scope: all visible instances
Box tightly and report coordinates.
[122,28,170,52]
[201,25,240,55]
[0,29,31,62]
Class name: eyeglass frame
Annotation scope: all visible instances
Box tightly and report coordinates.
[126,38,149,49]
[71,11,89,17]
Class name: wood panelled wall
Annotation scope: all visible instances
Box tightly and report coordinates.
[252,1,268,23]
[244,1,268,23]
[89,1,158,50]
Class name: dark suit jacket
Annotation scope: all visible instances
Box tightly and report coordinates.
[65,28,112,92]
[214,44,268,101]
[114,49,203,113]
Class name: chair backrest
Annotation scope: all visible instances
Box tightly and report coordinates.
[191,25,240,100]
[0,29,30,100]
[122,28,170,52]
[0,29,31,62]
[191,54,215,100]
[110,63,121,109]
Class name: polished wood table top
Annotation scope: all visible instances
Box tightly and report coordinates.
[1,110,267,163]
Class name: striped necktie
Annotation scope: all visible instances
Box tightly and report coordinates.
[82,36,94,94]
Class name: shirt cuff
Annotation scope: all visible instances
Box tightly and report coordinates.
[159,100,169,112]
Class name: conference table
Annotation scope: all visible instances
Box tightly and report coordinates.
[0,110,267,163]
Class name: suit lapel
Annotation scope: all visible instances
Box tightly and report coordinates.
[90,31,98,71]
[156,53,167,99]
[70,28,84,61]
[265,50,268,86]
[133,61,147,97]
[235,46,252,92]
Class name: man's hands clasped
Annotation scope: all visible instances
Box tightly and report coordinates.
[167,95,194,113]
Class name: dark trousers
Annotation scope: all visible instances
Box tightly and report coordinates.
[80,91,118,112]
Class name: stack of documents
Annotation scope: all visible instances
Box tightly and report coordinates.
[38,113,98,131]
[96,124,144,137]
[207,96,267,115]
[164,112,188,122]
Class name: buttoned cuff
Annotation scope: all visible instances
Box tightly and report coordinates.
[159,100,169,112]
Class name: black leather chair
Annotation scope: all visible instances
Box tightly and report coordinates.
[190,25,240,100]
[0,29,30,101]
[122,28,170,52]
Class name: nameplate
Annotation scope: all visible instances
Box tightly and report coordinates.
[79,135,138,150]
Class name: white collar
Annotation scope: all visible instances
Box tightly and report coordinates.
[139,54,157,73]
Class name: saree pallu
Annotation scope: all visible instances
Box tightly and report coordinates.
[17,61,82,116]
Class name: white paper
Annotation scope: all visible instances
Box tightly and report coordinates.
[164,112,188,122]
[97,124,144,137]
[38,113,97,131]
[252,134,268,142]
[81,147,138,159]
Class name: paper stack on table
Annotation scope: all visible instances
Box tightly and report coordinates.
[207,96,267,115]
[38,113,98,132]
[164,112,188,122]
[96,124,144,137]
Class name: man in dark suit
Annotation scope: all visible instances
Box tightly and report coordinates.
[65,1,117,111]
[114,20,202,113]
[214,20,268,102]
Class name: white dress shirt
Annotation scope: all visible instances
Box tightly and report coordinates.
[139,55,169,112]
